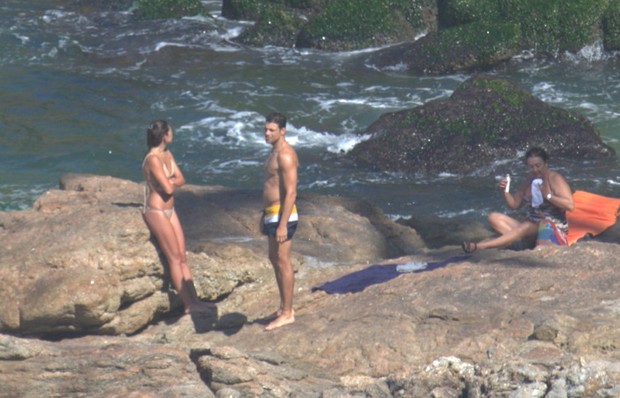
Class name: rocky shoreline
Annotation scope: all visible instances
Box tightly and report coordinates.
[1,174,620,397]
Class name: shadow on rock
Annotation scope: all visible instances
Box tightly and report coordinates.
[194,312,247,336]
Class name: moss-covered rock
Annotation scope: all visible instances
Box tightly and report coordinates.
[438,0,610,54]
[223,0,618,70]
[222,0,327,20]
[224,0,436,50]
[65,0,134,12]
[134,0,207,20]
[296,0,436,51]
[348,75,616,175]
[498,0,609,53]
[368,0,612,74]
[235,4,306,47]
[603,0,620,50]
[438,0,500,28]
[368,21,521,74]
[222,0,264,20]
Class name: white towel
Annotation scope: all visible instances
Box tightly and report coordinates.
[396,261,428,273]
[531,178,543,207]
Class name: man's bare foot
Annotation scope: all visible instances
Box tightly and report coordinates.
[265,312,295,331]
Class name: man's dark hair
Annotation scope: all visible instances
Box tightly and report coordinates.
[266,112,287,129]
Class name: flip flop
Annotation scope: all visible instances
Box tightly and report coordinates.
[461,241,477,254]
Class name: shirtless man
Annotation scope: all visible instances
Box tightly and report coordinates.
[261,112,298,331]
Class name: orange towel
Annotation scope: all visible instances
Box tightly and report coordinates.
[566,190,620,245]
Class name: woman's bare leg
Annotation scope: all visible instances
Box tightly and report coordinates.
[145,210,199,313]
[168,211,215,313]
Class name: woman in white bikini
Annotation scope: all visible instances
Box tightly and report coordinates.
[142,120,214,314]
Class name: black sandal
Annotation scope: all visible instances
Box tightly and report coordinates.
[462,241,477,254]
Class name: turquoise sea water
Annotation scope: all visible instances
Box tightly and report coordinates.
[2,0,620,222]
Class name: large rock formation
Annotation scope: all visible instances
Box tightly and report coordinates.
[0,173,424,336]
[348,75,616,175]
[59,0,620,72]
[1,174,620,397]
[224,0,437,51]
[367,0,616,74]
[220,0,620,73]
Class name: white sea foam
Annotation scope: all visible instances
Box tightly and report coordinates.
[179,111,369,154]
[41,9,75,23]
[0,185,48,211]
[531,81,567,104]
[154,41,197,52]
[436,208,479,218]
[311,94,413,113]
[564,41,608,63]
[289,126,370,153]
[576,101,600,113]
[12,33,30,45]
[305,180,338,189]
[378,62,408,72]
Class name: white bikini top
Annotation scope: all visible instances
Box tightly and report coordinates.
[142,152,175,209]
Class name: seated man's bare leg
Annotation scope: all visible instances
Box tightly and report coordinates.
[477,221,538,250]
[487,212,521,235]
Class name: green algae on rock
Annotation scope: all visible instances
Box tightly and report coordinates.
[348,75,616,175]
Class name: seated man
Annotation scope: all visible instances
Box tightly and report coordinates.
[463,147,574,253]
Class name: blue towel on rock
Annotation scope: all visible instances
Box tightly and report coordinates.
[313,255,469,294]
[312,264,400,294]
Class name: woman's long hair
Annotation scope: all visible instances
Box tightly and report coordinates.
[146,120,170,149]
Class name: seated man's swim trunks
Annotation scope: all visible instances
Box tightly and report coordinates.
[536,216,568,246]
[262,204,298,241]
[527,200,568,246]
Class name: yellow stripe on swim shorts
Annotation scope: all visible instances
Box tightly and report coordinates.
[264,204,298,224]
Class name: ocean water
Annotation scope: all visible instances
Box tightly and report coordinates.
[2,0,620,223]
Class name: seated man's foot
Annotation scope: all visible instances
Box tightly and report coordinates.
[462,241,477,254]
[265,311,295,331]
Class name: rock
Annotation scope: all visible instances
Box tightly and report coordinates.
[0,334,215,398]
[367,21,522,75]
[348,75,616,175]
[368,0,612,74]
[64,0,134,12]
[0,173,425,335]
[132,0,207,20]
[603,1,620,51]
[225,0,437,51]
[222,0,620,73]
[294,0,435,51]
[2,174,620,397]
